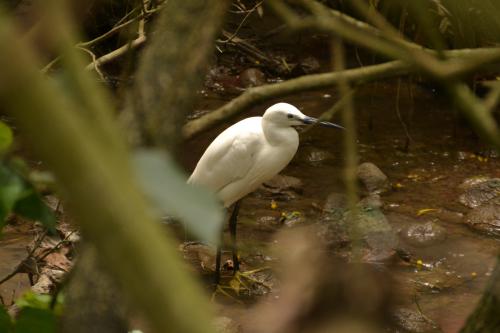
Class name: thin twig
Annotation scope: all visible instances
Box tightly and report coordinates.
[37,231,75,264]
[220,1,263,43]
[76,46,106,81]
[395,78,413,150]
[0,231,47,285]
[42,3,163,73]
[183,60,409,139]
[268,0,500,148]
[332,37,361,260]
[84,35,146,72]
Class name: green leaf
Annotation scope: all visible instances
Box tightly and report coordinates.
[0,164,28,229]
[0,305,12,333]
[0,121,13,154]
[15,291,52,310]
[13,308,56,333]
[0,163,56,233]
[14,192,56,232]
[133,149,224,245]
[15,291,63,316]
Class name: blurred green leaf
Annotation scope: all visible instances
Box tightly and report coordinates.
[14,192,56,232]
[0,164,29,229]
[133,149,224,245]
[0,163,56,232]
[15,291,63,316]
[0,305,12,333]
[0,121,13,154]
[13,308,55,333]
[15,292,52,310]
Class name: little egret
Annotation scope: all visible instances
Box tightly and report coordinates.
[188,102,343,282]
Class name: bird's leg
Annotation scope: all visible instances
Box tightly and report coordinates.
[229,200,241,273]
[214,244,222,285]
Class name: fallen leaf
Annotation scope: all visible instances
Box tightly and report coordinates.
[416,208,438,216]
[270,200,277,210]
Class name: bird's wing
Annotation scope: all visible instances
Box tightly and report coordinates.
[188,118,263,193]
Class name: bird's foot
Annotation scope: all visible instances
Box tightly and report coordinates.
[211,268,273,300]
[211,284,243,304]
[227,267,272,296]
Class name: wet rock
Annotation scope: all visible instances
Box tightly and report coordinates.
[391,308,441,333]
[411,267,467,294]
[179,242,216,272]
[213,316,241,333]
[303,147,334,166]
[320,196,398,262]
[358,194,383,209]
[322,192,347,219]
[239,68,266,88]
[262,174,303,194]
[464,198,500,237]
[315,220,350,250]
[31,273,53,294]
[280,211,306,227]
[459,177,500,208]
[318,194,349,248]
[400,220,447,247]
[205,66,241,94]
[291,56,321,76]
[299,56,321,73]
[257,215,277,226]
[351,202,399,262]
[357,162,389,194]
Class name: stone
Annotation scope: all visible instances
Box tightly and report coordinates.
[391,308,441,333]
[305,148,334,165]
[213,316,241,333]
[459,177,500,208]
[323,192,347,214]
[357,162,389,194]
[262,174,303,194]
[239,68,266,88]
[464,198,500,237]
[400,220,447,247]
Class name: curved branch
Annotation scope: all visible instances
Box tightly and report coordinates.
[182,60,409,139]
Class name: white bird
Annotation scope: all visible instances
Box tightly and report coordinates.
[188,102,343,280]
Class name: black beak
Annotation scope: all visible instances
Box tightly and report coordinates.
[302,116,345,130]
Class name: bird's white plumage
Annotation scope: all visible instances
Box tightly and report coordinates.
[188,103,309,207]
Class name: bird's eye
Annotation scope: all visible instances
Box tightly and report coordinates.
[287,113,294,119]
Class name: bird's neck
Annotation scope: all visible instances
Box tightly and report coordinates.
[262,118,298,146]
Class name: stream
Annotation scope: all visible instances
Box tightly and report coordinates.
[0,81,498,333]
[185,82,499,333]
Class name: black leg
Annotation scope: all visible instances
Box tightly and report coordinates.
[229,200,241,272]
[214,244,222,285]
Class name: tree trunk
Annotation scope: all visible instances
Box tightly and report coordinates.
[60,246,128,333]
[123,0,229,151]
[60,1,229,331]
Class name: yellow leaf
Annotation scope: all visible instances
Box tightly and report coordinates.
[416,259,423,266]
[270,200,278,210]
[417,208,438,216]
[229,278,241,295]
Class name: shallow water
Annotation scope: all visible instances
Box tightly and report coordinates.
[185,82,499,332]
[0,223,35,305]
[0,81,497,332]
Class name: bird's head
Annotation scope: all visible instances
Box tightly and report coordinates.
[263,102,344,129]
